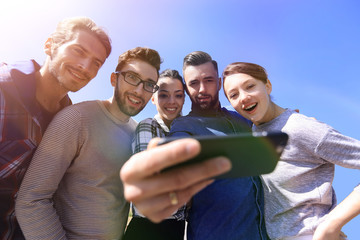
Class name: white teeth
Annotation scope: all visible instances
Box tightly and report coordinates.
[166,108,176,111]
[71,70,85,80]
[129,97,140,104]
[245,103,256,110]
[73,72,81,78]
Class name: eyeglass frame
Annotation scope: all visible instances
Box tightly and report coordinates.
[114,71,159,93]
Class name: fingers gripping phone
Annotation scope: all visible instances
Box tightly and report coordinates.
[158,131,288,179]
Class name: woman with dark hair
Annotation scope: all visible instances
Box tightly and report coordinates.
[123,69,186,240]
[222,62,360,240]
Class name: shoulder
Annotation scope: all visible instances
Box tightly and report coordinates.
[171,115,204,127]
[287,111,330,132]
[282,110,333,146]
[170,115,194,126]
[128,118,138,128]
[0,62,11,82]
[0,62,15,88]
[138,118,155,125]
[135,118,156,133]
[137,117,162,129]
[354,184,360,193]
[68,100,98,111]
[0,60,40,81]
[170,115,202,136]
[222,108,252,126]
[0,60,40,102]
[222,108,242,118]
[53,100,98,121]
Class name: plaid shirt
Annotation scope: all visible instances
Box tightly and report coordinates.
[0,60,71,239]
[131,114,185,220]
[131,114,169,154]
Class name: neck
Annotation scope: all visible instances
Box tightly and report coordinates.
[104,98,131,123]
[35,67,68,113]
[191,101,221,114]
[268,102,285,122]
[162,117,172,129]
[253,102,285,126]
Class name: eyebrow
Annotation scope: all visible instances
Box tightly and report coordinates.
[74,44,104,65]
[242,78,255,85]
[188,79,199,84]
[158,89,169,93]
[226,78,253,93]
[128,70,156,84]
[159,89,183,92]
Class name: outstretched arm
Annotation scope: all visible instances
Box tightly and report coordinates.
[313,186,360,240]
[120,138,231,223]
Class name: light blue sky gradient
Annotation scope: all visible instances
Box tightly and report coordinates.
[1,0,359,238]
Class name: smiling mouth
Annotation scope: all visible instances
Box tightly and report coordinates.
[69,68,87,81]
[198,96,210,102]
[128,96,141,105]
[165,107,177,112]
[244,103,257,112]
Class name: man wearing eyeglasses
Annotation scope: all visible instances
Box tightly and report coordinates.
[15,47,161,240]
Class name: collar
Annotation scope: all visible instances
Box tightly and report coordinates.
[9,60,71,114]
[154,114,170,133]
[189,103,225,117]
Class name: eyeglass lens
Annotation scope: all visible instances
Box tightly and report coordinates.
[124,72,158,93]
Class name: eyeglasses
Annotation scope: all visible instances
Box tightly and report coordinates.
[115,71,159,93]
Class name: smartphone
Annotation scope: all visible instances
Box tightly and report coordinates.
[158,131,288,179]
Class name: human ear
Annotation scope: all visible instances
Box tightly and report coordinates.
[44,38,53,56]
[265,79,272,95]
[111,73,117,87]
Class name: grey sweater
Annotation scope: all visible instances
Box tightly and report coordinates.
[16,101,137,239]
[254,109,360,240]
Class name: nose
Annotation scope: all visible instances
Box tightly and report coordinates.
[240,91,251,103]
[168,95,176,104]
[78,58,92,72]
[199,82,206,94]
[133,82,145,94]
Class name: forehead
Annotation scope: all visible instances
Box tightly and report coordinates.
[224,73,254,89]
[122,59,158,82]
[183,62,218,83]
[158,77,184,90]
[66,29,108,63]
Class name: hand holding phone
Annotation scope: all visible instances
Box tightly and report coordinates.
[158,131,288,178]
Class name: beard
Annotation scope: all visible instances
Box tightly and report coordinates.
[114,81,145,117]
[49,60,89,93]
[191,93,219,111]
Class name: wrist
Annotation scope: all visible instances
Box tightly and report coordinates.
[320,216,344,233]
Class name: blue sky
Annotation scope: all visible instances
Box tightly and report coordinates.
[1,0,359,237]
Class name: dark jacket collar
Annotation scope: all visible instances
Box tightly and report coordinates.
[189,103,224,117]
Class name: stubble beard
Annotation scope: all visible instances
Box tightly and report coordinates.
[114,83,144,117]
[49,61,82,93]
[193,94,219,111]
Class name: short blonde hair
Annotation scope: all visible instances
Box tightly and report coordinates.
[50,16,112,58]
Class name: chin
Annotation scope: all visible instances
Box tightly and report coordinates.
[200,104,211,110]
[165,114,176,121]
